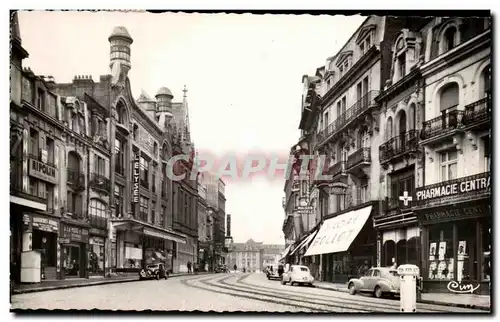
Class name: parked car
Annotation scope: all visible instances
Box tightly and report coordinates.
[281,265,314,286]
[267,264,284,280]
[347,267,400,298]
[215,264,229,273]
[139,263,169,280]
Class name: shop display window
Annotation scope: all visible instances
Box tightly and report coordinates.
[456,220,478,282]
[482,218,491,281]
[89,243,104,275]
[428,224,453,280]
[124,242,142,268]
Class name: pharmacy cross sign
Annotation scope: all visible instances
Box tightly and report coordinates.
[399,191,413,206]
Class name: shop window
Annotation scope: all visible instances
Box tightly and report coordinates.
[124,242,142,268]
[456,220,478,282]
[33,229,57,267]
[89,199,107,229]
[440,150,457,181]
[482,218,491,281]
[89,237,105,276]
[428,224,454,281]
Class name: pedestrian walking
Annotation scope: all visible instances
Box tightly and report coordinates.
[187,261,192,273]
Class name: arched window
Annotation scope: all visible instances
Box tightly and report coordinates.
[408,104,416,130]
[397,110,407,134]
[444,27,457,51]
[480,65,491,99]
[386,117,393,141]
[116,103,125,124]
[439,83,459,112]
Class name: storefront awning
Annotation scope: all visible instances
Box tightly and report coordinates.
[290,229,319,256]
[143,227,186,244]
[279,244,293,261]
[304,205,372,257]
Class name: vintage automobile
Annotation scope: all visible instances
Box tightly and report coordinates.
[281,265,314,286]
[266,266,282,280]
[347,267,400,298]
[139,263,169,280]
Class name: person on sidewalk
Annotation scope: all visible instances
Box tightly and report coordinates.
[187,261,192,273]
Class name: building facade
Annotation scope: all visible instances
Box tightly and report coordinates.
[216,179,228,265]
[197,174,213,271]
[414,17,491,294]
[10,15,205,282]
[282,15,491,295]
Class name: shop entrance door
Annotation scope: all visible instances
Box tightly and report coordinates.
[63,244,82,278]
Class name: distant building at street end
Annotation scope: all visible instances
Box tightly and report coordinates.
[227,239,284,272]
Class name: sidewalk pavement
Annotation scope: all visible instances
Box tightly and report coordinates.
[313,281,490,311]
[13,272,208,295]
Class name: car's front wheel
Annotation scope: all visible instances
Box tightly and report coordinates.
[280,279,286,285]
[374,286,383,298]
[349,282,357,295]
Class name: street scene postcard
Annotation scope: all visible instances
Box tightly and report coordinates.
[9,9,491,314]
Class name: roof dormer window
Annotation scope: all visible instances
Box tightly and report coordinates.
[437,19,463,55]
[391,30,421,84]
[356,24,376,57]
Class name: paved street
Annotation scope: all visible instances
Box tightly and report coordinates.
[11,273,488,313]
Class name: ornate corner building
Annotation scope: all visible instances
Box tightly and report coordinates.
[10,13,203,283]
[281,15,491,295]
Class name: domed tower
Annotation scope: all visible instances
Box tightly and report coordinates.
[108,26,133,85]
[155,87,174,130]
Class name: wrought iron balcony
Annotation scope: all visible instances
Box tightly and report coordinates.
[347,148,371,171]
[317,90,379,146]
[462,97,491,129]
[329,160,347,178]
[379,130,419,164]
[414,172,490,208]
[421,106,464,141]
[89,173,110,193]
[89,215,108,229]
[67,168,85,191]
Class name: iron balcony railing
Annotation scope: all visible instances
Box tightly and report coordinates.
[67,168,85,190]
[89,215,108,229]
[414,172,490,207]
[329,161,347,178]
[317,90,379,145]
[347,148,371,170]
[462,97,491,126]
[379,130,419,163]
[421,106,463,140]
[89,173,110,192]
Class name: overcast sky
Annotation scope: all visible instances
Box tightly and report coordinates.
[18,11,365,245]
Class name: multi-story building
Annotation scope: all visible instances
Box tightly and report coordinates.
[374,18,431,270]
[227,239,263,272]
[201,171,219,270]
[413,17,491,294]
[284,16,432,284]
[216,179,227,265]
[197,173,212,271]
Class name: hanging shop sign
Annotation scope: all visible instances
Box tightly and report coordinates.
[329,182,348,195]
[418,202,488,224]
[28,157,58,184]
[61,224,89,243]
[415,173,490,202]
[132,153,140,203]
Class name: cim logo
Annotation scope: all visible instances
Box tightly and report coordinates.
[447,280,480,294]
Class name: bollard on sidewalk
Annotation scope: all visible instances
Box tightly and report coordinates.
[397,264,420,313]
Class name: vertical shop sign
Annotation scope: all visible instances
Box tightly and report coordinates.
[132,153,140,203]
